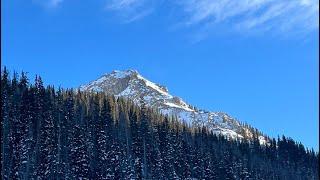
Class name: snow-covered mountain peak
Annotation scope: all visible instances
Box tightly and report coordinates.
[80,69,171,100]
[80,70,267,143]
[107,69,139,79]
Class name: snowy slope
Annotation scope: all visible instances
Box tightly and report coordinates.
[80,70,267,142]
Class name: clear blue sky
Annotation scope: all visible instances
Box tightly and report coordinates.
[2,0,319,150]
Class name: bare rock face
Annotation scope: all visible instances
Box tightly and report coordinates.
[80,70,267,143]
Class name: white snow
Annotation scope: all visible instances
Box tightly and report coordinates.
[117,86,134,96]
[212,128,244,139]
[137,74,171,97]
[164,102,194,112]
[94,76,108,84]
[110,70,136,79]
[177,111,195,125]
[143,95,153,102]
[91,86,103,92]
[259,136,267,145]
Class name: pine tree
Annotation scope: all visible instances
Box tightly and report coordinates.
[17,72,36,179]
[1,67,11,179]
[130,108,143,179]
[150,123,165,179]
[1,69,319,180]
[69,93,89,179]
[55,88,67,179]
[8,72,22,179]
[160,118,178,179]
[36,86,57,179]
[86,94,100,179]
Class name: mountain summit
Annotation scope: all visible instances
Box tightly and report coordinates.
[80,70,266,142]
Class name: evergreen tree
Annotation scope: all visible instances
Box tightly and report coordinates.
[1,67,11,179]
[36,86,56,179]
[8,72,22,179]
[1,68,319,180]
[69,93,89,179]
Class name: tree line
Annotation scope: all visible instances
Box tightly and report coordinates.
[1,68,319,179]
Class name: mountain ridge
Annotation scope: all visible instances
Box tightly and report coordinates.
[80,69,267,144]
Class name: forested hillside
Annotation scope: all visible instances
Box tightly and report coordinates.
[1,68,319,179]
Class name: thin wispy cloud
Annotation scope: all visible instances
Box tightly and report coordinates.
[33,0,63,8]
[177,0,319,37]
[35,0,319,38]
[49,0,63,7]
[105,0,154,23]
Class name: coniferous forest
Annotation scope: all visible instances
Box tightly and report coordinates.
[1,68,319,179]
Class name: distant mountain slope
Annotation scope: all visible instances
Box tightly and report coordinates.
[80,70,266,143]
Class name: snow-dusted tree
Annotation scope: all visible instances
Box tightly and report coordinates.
[1,68,11,179]
[130,108,143,179]
[150,123,165,179]
[69,93,89,179]
[1,68,319,180]
[86,94,100,179]
[18,73,37,179]
[8,72,23,179]
[36,85,57,179]
[55,88,67,179]
[160,118,179,179]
